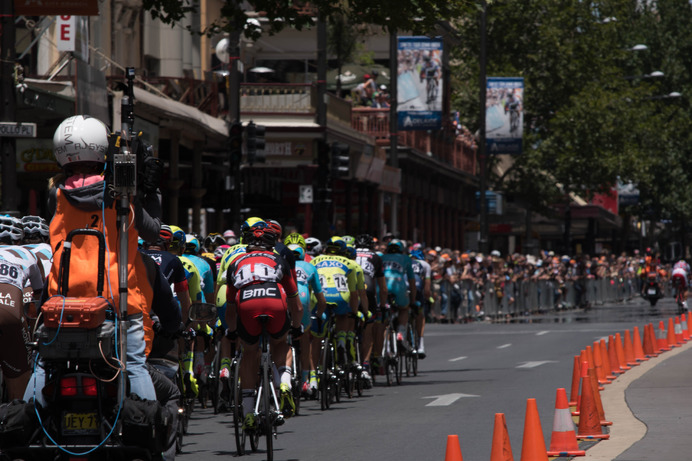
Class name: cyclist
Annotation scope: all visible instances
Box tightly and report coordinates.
[311,237,360,366]
[671,259,690,311]
[305,237,322,257]
[0,218,44,399]
[27,115,160,403]
[380,239,417,350]
[285,232,311,262]
[410,247,432,358]
[225,220,303,427]
[223,229,238,246]
[21,215,52,322]
[342,236,369,365]
[419,54,440,103]
[355,234,387,379]
[287,242,326,397]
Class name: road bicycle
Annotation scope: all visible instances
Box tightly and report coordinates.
[404,303,420,378]
[233,315,283,460]
[289,329,302,415]
[382,302,402,386]
[318,311,341,410]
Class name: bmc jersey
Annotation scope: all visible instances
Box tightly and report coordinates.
[381,253,414,307]
[311,254,357,315]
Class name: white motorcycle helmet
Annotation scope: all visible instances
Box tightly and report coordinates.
[53,115,109,167]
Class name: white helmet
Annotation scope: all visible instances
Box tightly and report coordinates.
[0,215,24,243]
[53,115,109,167]
[21,215,49,239]
[305,237,322,256]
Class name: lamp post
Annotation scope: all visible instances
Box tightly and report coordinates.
[478,0,488,255]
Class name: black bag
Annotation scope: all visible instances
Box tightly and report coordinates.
[0,399,38,448]
[120,394,170,454]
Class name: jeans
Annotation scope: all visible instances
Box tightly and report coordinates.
[24,316,156,405]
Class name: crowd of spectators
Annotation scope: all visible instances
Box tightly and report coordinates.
[351,71,390,108]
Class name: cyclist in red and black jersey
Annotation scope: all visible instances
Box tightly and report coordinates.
[226,220,303,426]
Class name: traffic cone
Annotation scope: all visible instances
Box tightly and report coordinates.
[600,338,617,380]
[674,317,684,345]
[592,341,610,385]
[520,398,549,461]
[445,435,463,461]
[572,352,588,416]
[607,335,621,376]
[577,367,610,440]
[569,355,581,407]
[632,326,648,362]
[643,323,657,357]
[623,329,639,367]
[658,320,671,352]
[615,333,631,371]
[547,388,586,457]
[588,358,612,426]
[682,314,690,341]
[667,317,678,348]
[585,345,604,390]
[490,413,514,461]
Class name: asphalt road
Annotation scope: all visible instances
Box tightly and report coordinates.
[176,295,682,461]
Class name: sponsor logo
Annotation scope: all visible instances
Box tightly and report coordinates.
[241,286,278,299]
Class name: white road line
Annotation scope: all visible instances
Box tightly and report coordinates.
[497,343,512,349]
[516,360,558,368]
[423,393,479,406]
[536,330,549,336]
[449,356,467,362]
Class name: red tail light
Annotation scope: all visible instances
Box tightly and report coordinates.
[82,377,98,396]
[59,377,78,396]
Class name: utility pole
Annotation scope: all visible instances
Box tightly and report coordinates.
[0,1,18,213]
[313,14,330,240]
[389,30,399,238]
[478,0,489,254]
[228,27,242,231]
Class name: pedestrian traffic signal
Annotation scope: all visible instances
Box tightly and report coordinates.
[331,142,350,178]
[229,122,243,167]
[246,121,267,165]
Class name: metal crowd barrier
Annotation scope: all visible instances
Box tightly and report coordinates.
[431,277,640,321]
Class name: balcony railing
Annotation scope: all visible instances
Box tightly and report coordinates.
[240,83,313,114]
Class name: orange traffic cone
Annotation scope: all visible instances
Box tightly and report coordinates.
[547,388,586,457]
[667,317,678,348]
[490,413,514,461]
[682,314,690,341]
[643,323,657,357]
[592,341,611,385]
[577,367,610,440]
[623,330,639,366]
[572,351,588,416]
[658,320,671,352]
[569,355,581,407]
[586,346,604,390]
[600,338,617,380]
[588,358,612,426]
[674,317,683,345]
[445,435,463,461]
[615,333,631,371]
[607,335,621,376]
[520,398,548,461]
[632,326,648,362]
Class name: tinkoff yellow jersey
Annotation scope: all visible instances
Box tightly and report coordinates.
[311,253,357,315]
[179,255,203,302]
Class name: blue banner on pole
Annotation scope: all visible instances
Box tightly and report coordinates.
[486,77,523,154]
[397,36,443,131]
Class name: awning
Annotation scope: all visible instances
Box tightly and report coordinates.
[132,87,228,140]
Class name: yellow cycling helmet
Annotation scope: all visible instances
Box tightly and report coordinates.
[284,232,306,249]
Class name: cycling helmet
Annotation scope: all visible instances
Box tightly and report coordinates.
[169,225,186,251]
[288,244,305,261]
[342,235,355,247]
[53,115,109,167]
[245,220,276,249]
[214,244,230,261]
[265,219,282,239]
[21,215,49,240]
[158,224,173,243]
[241,217,264,235]
[325,236,346,255]
[204,232,225,250]
[355,234,373,249]
[410,249,424,260]
[386,239,405,254]
[305,237,322,256]
[0,215,24,243]
[344,241,356,259]
[223,229,237,245]
[284,232,306,249]
[382,232,395,243]
[185,234,201,254]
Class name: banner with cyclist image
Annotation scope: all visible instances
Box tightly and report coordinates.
[397,36,443,131]
[486,77,523,154]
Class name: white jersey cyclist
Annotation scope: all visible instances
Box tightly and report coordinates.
[0,246,45,291]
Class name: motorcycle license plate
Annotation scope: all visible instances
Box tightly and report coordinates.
[62,412,98,434]
[647,289,657,296]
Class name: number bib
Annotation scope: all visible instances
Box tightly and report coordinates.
[0,261,24,290]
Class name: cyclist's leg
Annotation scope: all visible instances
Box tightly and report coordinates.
[127,314,157,400]
[416,302,426,358]
[0,284,31,400]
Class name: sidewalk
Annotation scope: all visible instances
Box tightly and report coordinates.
[584,337,692,461]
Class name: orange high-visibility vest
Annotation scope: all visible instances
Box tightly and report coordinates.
[47,188,154,355]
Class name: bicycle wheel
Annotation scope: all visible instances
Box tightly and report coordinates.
[384,328,394,387]
[261,355,273,461]
[291,345,302,416]
[232,355,245,456]
[210,346,220,414]
[319,340,331,411]
[407,322,418,377]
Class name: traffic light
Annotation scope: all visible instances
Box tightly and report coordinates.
[331,142,350,178]
[316,139,329,171]
[229,122,243,168]
[246,121,267,165]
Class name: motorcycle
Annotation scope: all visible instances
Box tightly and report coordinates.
[642,272,663,307]
[3,229,166,461]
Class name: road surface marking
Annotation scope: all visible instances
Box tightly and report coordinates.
[449,356,467,362]
[423,393,479,406]
[497,343,512,349]
[516,360,558,368]
[536,330,549,336]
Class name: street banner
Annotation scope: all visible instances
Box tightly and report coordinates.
[397,36,443,131]
[56,15,89,62]
[486,77,523,154]
[15,0,99,16]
